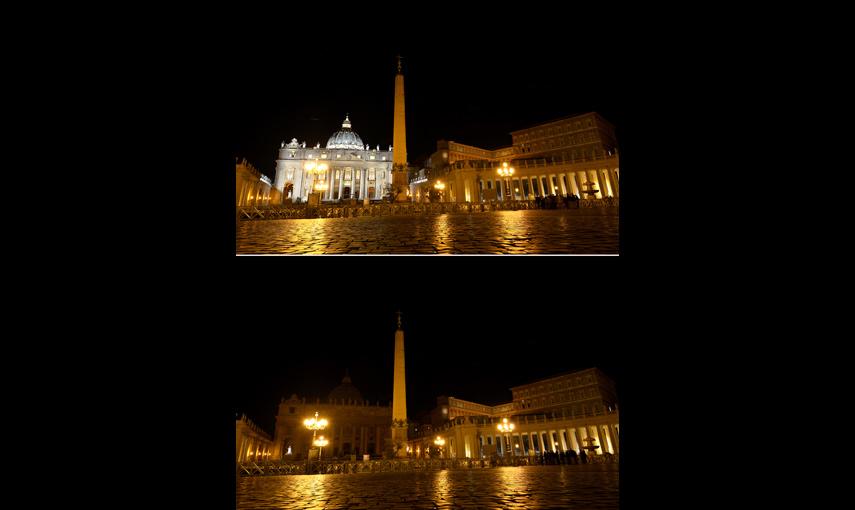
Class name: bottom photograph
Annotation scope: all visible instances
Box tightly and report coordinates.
[235,307,620,509]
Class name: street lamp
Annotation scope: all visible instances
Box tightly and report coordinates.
[434,436,445,458]
[303,411,328,470]
[314,179,329,194]
[497,418,515,457]
[433,180,446,203]
[496,162,515,201]
[313,435,328,462]
[304,160,329,203]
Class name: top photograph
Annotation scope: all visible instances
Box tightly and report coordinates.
[235,46,621,255]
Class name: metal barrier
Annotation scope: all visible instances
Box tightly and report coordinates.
[238,453,618,476]
[237,198,618,221]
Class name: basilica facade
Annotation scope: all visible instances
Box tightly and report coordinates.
[271,372,393,460]
[274,116,394,203]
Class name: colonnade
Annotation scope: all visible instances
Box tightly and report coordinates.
[489,167,619,201]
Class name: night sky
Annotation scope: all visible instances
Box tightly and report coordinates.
[232,295,625,437]
[230,24,627,182]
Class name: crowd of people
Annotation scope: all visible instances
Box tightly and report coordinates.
[534,194,581,209]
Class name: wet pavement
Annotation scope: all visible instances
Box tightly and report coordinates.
[236,464,619,509]
[236,210,618,254]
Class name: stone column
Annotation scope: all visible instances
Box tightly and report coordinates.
[597,169,607,197]
[593,426,605,455]
[567,428,578,452]
[574,428,584,453]
[609,423,619,452]
[609,168,619,197]
[602,425,613,453]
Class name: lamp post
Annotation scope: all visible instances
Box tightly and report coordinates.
[304,160,329,204]
[314,179,329,197]
[303,411,328,472]
[433,180,446,203]
[497,418,515,458]
[313,435,328,462]
[434,436,445,458]
[496,162,515,201]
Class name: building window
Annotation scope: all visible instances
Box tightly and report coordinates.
[369,168,375,180]
[289,407,295,414]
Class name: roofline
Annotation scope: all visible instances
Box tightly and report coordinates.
[509,367,604,391]
[509,112,613,135]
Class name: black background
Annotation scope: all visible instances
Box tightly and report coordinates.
[82,5,713,508]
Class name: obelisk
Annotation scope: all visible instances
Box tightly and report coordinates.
[391,310,408,456]
[391,56,409,202]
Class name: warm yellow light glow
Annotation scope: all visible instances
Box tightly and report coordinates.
[318,163,328,172]
[305,162,316,171]
[304,411,327,431]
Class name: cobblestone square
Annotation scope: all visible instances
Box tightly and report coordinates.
[236,210,618,254]
[237,465,619,509]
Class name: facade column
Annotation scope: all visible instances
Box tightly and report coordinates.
[567,428,579,453]
[574,172,585,199]
[592,426,605,455]
[361,169,367,199]
[374,172,379,199]
[574,428,584,454]
[567,173,578,197]
[597,169,608,197]
[602,424,613,454]
[596,170,606,199]
[337,169,344,200]
[609,423,619,452]
[609,168,619,197]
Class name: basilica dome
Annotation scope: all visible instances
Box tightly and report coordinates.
[328,370,364,403]
[326,115,364,150]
